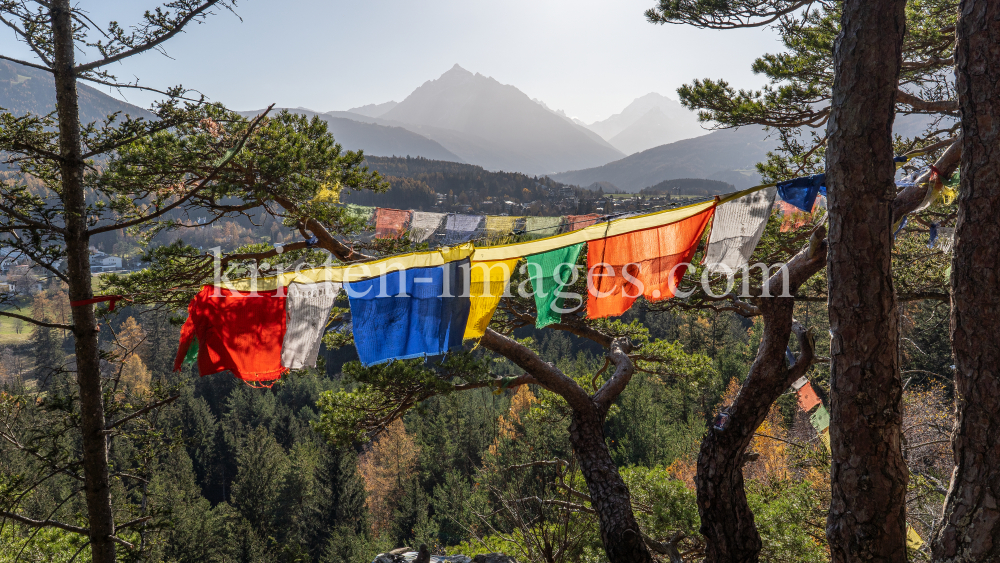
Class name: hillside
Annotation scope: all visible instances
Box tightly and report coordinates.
[238,108,464,162]
[551,125,778,191]
[354,156,602,216]
[0,60,154,122]
[640,177,736,196]
[377,65,624,174]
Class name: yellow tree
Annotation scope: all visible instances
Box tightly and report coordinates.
[357,419,420,537]
[116,317,150,395]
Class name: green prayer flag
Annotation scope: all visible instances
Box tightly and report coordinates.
[527,243,583,328]
[810,404,830,432]
[184,337,199,366]
[524,216,564,239]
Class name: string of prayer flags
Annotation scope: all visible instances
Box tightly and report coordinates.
[809,404,830,433]
[587,207,715,319]
[410,211,446,243]
[524,216,564,239]
[465,258,520,339]
[174,286,289,383]
[527,243,583,328]
[282,282,341,370]
[444,214,485,245]
[704,187,776,274]
[374,208,412,239]
[484,216,522,245]
[796,381,822,412]
[777,173,826,212]
[345,258,472,366]
[565,214,602,232]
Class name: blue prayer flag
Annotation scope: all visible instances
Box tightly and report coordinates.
[777,174,826,212]
[346,259,472,366]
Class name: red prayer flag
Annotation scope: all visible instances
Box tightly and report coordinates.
[566,214,602,232]
[586,207,714,319]
[797,381,822,412]
[374,208,412,239]
[173,285,288,383]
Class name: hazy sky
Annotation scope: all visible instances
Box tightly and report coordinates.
[4,0,784,123]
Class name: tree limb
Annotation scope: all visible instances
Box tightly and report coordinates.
[73,1,222,74]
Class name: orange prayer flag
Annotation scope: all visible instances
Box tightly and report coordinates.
[797,381,822,412]
[586,207,714,319]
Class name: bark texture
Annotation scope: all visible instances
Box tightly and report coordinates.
[481,330,653,563]
[696,239,827,563]
[51,1,116,561]
[932,2,1000,561]
[825,1,909,561]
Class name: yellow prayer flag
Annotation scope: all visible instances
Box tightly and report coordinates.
[485,216,522,245]
[907,525,924,550]
[820,428,831,453]
[464,258,520,340]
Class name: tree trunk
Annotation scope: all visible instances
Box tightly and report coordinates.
[825,1,909,561]
[569,405,653,563]
[696,244,826,563]
[51,1,116,561]
[932,2,1000,561]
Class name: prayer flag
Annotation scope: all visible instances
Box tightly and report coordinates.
[820,428,831,452]
[527,244,584,328]
[374,208,412,239]
[907,526,924,550]
[344,204,375,227]
[345,259,472,366]
[444,214,485,245]
[484,216,522,245]
[282,281,341,369]
[791,376,809,390]
[410,211,446,243]
[797,381,822,412]
[586,207,714,319]
[810,404,830,432]
[704,187,776,274]
[565,214,602,232]
[777,173,826,212]
[465,258,520,339]
[173,286,288,383]
[524,216,564,239]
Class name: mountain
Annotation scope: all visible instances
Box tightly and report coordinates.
[376,64,624,174]
[240,107,464,162]
[585,93,707,154]
[550,126,778,192]
[348,101,398,118]
[0,59,154,122]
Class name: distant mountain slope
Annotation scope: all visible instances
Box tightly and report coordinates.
[378,65,624,174]
[0,60,154,122]
[550,126,778,192]
[348,101,398,118]
[240,107,463,162]
[586,93,707,154]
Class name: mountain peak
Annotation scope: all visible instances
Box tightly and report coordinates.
[443,63,472,77]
